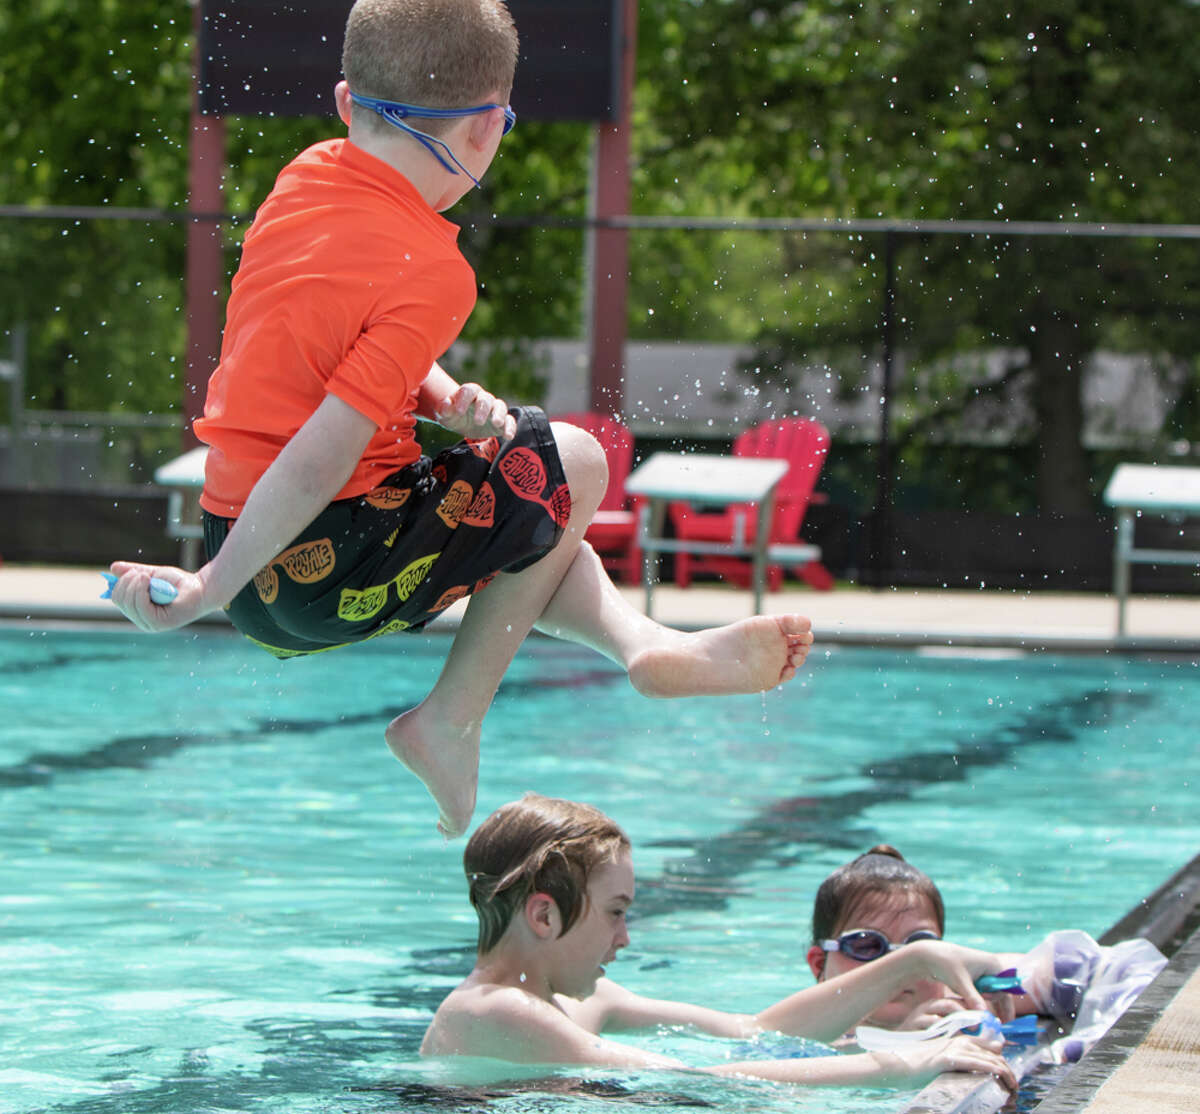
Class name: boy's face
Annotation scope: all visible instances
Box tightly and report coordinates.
[807,890,945,1027]
[551,850,634,999]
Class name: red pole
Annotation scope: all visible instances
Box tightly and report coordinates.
[184,0,226,447]
[588,0,637,416]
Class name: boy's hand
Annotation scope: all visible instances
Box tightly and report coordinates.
[434,383,517,440]
[107,561,210,632]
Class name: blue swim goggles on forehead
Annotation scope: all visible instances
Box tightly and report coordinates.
[349,92,515,187]
[821,928,940,962]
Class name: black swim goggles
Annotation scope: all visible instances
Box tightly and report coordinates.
[820,928,940,962]
[349,92,516,186]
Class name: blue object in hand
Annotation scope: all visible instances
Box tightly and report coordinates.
[99,571,177,606]
[960,1011,1005,1040]
[999,1014,1040,1044]
[975,968,1024,994]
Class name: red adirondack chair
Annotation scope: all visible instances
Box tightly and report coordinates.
[668,417,834,592]
[554,411,643,583]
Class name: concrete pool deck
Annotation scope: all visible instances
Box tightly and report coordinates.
[3,563,1200,653]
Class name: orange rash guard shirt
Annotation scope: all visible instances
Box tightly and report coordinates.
[195,138,477,517]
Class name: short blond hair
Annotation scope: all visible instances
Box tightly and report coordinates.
[343,0,517,134]
[464,794,631,954]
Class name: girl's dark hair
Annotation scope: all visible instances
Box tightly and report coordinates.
[811,844,945,943]
[464,793,630,954]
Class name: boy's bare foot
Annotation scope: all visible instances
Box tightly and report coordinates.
[627,614,814,698]
[385,704,480,838]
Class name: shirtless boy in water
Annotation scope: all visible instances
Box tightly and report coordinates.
[106,0,813,837]
[423,794,1017,1092]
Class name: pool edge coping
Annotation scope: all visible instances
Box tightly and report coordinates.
[1030,924,1200,1114]
[4,603,1200,657]
[896,852,1200,1114]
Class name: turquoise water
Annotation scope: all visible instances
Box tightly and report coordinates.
[1,628,1197,1113]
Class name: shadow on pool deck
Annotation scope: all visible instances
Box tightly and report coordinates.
[3,564,1200,654]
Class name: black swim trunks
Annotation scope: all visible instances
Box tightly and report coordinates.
[202,405,569,658]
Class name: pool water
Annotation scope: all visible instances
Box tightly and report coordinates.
[1,628,1197,1114]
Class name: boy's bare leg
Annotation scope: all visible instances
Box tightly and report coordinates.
[532,542,813,697]
[387,423,813,837]
[386,423,610,836]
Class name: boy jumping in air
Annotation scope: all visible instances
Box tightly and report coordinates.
[108,0,813,837]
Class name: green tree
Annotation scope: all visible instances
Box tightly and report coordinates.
[0,0,193,425]
[5,0,1200,515]
[634,0,1200,513]
[0,0,587,424]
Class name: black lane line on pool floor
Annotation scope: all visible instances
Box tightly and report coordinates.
[0,684,1152,930]
[0,648,130,676]
[0,709,386,789]
[630,685,1154,920]
[0,666,627,789]
[12,687,1153,1114]
[376,683,1156,993]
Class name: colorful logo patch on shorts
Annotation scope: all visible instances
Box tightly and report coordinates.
[546,483,572,527]
[253,566,279,605]
[365,486,412,510]
[429,584,470,612]
[462,482,496,528]
[394,552,438,601]
[254,538,336,604]
[498,447,549,501]
[336,581,388,623]
[336,552,440,623]
[495,448,570,527]
[435,479,474,529]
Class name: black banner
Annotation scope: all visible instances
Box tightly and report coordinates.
[197,0,621,121]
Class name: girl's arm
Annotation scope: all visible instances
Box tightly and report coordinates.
[441,987,1014,1092]
[415,360,462,418]
[754,940,998,1044]
[582,942,1002,1046]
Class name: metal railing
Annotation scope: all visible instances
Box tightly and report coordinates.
[4,205,1199,584]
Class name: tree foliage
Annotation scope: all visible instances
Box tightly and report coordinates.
[0,0,192,420]
[635,0,1200,512]
[3,0,1199,512]
[0,0,587,427]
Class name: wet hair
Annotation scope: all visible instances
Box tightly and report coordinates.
[811,844,946,944]
[342,0,518,135]
[464,793,631,954]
